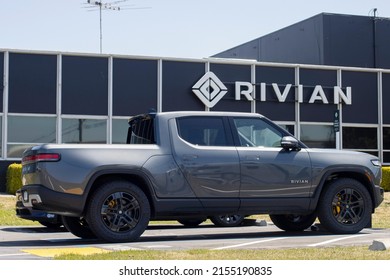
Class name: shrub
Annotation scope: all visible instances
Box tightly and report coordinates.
[6,163,22,195]
[381,166,390,192]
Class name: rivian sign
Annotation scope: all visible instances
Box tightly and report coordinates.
[193,72,352,108]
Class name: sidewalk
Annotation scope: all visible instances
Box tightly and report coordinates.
[0,192,15,197]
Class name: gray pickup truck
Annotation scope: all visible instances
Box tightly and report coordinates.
[20,111,384,242]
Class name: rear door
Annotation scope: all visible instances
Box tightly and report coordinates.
[170,116,240,212]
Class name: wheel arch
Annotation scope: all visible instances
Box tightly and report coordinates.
[311,168,376,213]
[82,170,157,217]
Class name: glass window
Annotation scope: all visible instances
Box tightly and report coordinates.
[342,127,377,149]
[383,152,390,164]
[383,127,390,150]
[62,56,108,115]
[112,119,129,144]
[62,119,107,144]
[113,58,158,116]
[0,53,3,112]
[277,124,295,136]
[300,124,335,148]
[0,116,2,157]
[162,61,206,112]
[7,115,56,158]
[8,53,57,114]
[177,117,228,146]
[233,117,283,147]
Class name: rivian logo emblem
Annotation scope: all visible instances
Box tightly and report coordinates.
[192,72,228,108]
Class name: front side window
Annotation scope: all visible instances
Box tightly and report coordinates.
[177,117,228,146]
[233,118,283,147]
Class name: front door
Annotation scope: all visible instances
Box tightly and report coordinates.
[230,117,312,199]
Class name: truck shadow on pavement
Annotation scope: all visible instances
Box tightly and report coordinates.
[0,224,371,248]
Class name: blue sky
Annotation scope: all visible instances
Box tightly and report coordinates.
[0,0,389,58]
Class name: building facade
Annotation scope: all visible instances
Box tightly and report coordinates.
[1,49,389,191]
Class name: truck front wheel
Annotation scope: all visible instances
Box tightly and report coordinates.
[86,180,150,243]
[317,178,372,234]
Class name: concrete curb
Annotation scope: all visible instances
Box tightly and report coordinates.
[241,219,268,226]
[369,239,390,251]
[0,192,15,198]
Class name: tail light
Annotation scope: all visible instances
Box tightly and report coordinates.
[22,153,61,165]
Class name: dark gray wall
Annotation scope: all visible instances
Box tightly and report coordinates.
[214,13,390,69]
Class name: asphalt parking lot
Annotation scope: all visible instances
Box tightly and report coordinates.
[1,221,389,260]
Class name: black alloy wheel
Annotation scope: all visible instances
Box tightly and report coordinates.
[87,180,150,243]
[210,214,245,227]
[317,178,372,234]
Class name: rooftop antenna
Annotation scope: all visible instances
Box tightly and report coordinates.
[83,1,150,54]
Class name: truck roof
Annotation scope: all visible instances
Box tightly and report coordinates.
[129,111,265,122]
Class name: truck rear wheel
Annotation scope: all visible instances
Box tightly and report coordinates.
[269,213,316,231]
[86,180,150,243]
[317,178,372,234]
[210,214,245,227]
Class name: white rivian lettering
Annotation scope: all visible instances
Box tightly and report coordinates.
[260,82,266,101]
[235,82,254,101]
[236,83,352,105]
[272,83,292,102]
[334,86,352,105]
[297,84,303,103]
[309,85,329,104]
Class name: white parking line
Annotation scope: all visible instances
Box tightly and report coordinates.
[213,237,288,250]
[307,235,360,247]
[0,253,30,257]
[142,245,172,249]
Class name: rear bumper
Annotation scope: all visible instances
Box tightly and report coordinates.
[16,202,60,223]
[20,185,85,217]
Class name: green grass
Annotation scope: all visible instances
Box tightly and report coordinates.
[0,195,36,226]
[1,193,389,260]
[56,246,390,260]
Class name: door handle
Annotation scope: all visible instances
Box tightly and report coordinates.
[245,155,260,160]
[182,154,199,160]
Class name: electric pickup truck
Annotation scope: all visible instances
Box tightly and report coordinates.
[20,111,384,242]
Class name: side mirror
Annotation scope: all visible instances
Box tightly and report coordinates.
[281,136,300,151]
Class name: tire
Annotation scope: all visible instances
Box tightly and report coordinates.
[39,221,63,229]
[86,180,150,243]
[269,212,317,232]
[177,218,205,227]
[210,214,245,227]
[317,178,372,234]
[61,216,96,239]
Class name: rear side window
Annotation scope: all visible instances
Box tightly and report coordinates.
[176,116,228,146]
[127,116,155,144]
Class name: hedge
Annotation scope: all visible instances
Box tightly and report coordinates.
[4,163,390,195]
[6,163,22,195]
[381,166,390,192]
